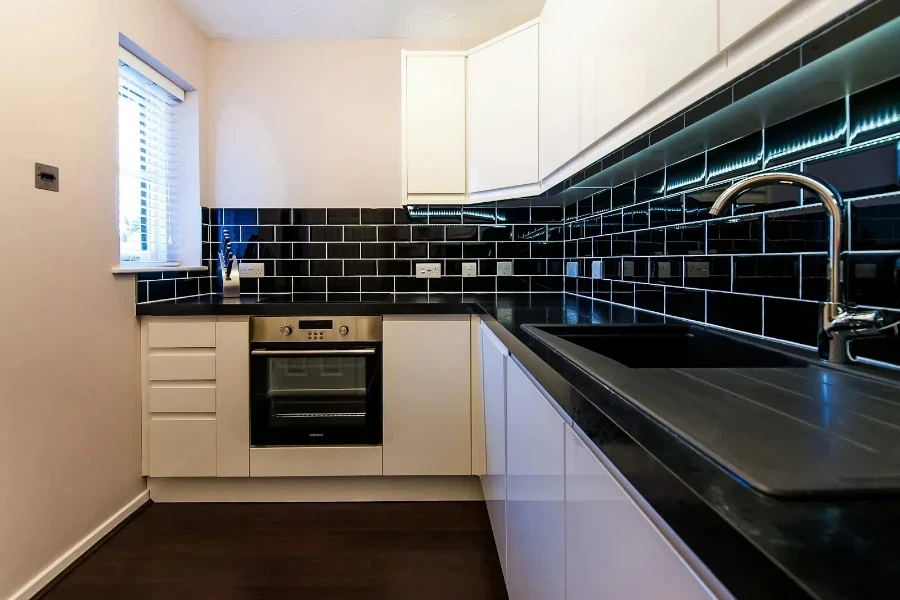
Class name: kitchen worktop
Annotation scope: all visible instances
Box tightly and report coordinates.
[138,293,900,600]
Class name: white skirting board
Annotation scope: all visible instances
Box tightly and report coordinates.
[149,476,484,502]
[8,490,150,600]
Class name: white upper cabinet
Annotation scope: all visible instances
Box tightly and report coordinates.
[720,0,795,49]
[403,54,467,200]
[468,23,540,193]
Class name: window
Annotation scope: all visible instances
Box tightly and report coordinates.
[117,48,185,264]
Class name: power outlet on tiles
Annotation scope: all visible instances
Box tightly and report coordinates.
[462,262,478,278]
[497,261,513,276]
[591,261,603,279]
[657,261,672,279]
[415,262,442,278]
[239,263,265,278]
[623,260,635,278]
[566,262,579,277]
[687,261,710,278]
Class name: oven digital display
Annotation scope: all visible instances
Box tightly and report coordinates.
[298,319,333,330]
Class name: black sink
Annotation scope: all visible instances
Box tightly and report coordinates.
[527,324,808,369]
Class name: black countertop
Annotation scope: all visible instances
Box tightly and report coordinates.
[138,294,900,600]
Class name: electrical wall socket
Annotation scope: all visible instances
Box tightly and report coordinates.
[591,261,603,279]
[657,261,672,278]
[687,261,710,278]
[239,263,265,278]
[461,262,477,278]
[623,260,635,277]
[497,261,513,276]
[566,262,579,277]
[415,262,442,278]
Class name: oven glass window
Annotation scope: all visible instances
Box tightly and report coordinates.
[266,356,368,426]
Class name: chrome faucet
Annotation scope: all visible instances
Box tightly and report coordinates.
[711,172,894,364]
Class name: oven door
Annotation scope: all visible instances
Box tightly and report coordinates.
[250,344,382,446]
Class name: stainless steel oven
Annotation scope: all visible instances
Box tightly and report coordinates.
[250,316,382,447]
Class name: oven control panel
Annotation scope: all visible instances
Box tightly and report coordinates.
[251,316,382,343]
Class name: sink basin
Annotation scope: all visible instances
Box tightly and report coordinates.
[526,324,808,369]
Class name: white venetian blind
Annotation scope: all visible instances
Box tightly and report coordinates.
[117,49,184,264]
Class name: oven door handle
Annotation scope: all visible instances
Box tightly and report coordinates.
[251,348,377,357]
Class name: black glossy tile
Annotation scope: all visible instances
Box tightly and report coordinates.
[801,254,829,301]
[344,226,378,242]
[531,206,565,223]
[649,115,685,146]
[411,226,444,241]
[360,243,394,259]
[463,242,496,259]
[360,209,395,225]
[326,277,360,293]
[634,283,665,313]
[395,208,412,225]
[223,208,256,226]
[378,226,410,242]
[444,260,464,276]
[612,232,635,257]
[463,205,496,224]
[577,197,594,218]
[622,257,649,282]
[593,236,612,258]
[429,206,464,224]
[547,260,564,275]
[611,281,635,306]
[636,170,666,203]
[666,223,705,255]
[327,243,361,259]
[175,278,199,298]
[326,209,360,225]
[565,240,578,258]
[601,150,624,170]
[429,277,463,293]
[479,260,499,276]
[665,288,706,321]
[852,195,900,251]
[532,276,564,292]
[612,182,636,210]
[565,202,579,223]
[275,225,309,243]
[650,196,684,228]
[592,278,611,301]
[802,0,900,65]
[362,277,394,293]
[850,328,900,364]
[622,135,650,160]
[239,225,275,243]
[291,292,328,302]
[309,226,343,243]
[258,243,292,259]
[498,276,530,292]
[497,242,531,259]
[344,260,377,277]
[686,256,731,291]
[292,209,327,225]
[707,132,764,183]
[258,209,292,225]
[650,257,683,285]
[531,242,563,259]
[569,222,584,241]
[734,49,801,101]
[577,277,594,297]
[847,254,900,309]
[292,243,326,259]
[394,243,428,259]
[239,278,258,295]
[162,270,189,280]
[378,260,411,276]
[734,255,800,298]
[294,277,326,293]
[666,154,707,194]
[429,242,462,259]
[765,207,828,252]
[513,259,547,276]
[708,216,762,254]
[707,292,763,334]
[578,239,593,257]
[685,88,732,127]
[732,180,802,215]
[464,276,497,293]
[601,210,623,235]
[198,277,211,295]
[765,100,846,165]
[310,260,343,277]
[685,187,727,221]
[259,277,292,294]
[764,297,819,346]
[496,206,531,224]
[850,76,900,143]
[276,260,309,277]
[590,190,612,214]
[480,226,513,241]
[444,226,479,241]
[602,257,622,280]
[804,142,900,200]
[623,203,650,232]
[636,229,665,256]
[582,218,602,239]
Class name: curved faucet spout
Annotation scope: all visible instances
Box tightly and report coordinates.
[711,172,844,324]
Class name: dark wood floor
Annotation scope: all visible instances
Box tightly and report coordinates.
[41,501,508,600]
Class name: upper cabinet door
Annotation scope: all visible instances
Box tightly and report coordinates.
[720,0,795,49]
[468,24,540,193]
[404,55,467,195]
[643,0,719,103]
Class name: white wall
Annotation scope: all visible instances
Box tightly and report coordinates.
[208,39,475,209]
[0,1,206,598]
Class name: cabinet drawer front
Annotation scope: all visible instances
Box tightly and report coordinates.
[148,418,216,477]
[149,353,216,381]
[149,320,216,348]
[149,385,216,413]
[249,446,383,477]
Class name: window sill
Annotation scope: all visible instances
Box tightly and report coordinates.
[112,264,209,275]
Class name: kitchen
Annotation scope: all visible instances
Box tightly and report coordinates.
[2,0,900,599]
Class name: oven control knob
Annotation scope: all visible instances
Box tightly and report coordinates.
[339,326,349,336]
[280,325,293,336]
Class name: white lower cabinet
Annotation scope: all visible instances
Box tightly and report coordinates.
[565,426,717,599]
[382,316,472,475]
[480,325,509,578]
[148,418,217,477]
[506,359,566,600]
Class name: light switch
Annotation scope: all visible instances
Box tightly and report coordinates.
[657,261,671,278]
[687,261,710,278]
[566,262,579,277]
[623,260,635,277]
[462,262,477,278]
[497,261,513,276]
[591,261,603,279]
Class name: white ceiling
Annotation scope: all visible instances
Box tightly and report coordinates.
[171,0,545,41]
